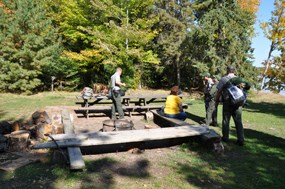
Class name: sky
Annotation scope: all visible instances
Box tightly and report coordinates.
[252,0,276,67]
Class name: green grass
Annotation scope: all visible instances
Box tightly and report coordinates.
[0,91,285,189]
[0,92,78,121]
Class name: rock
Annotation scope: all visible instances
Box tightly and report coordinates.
[145,111,153,120]
[51,114,62,125]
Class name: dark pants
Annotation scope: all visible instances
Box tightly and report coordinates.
[164,112,187,121]
[206,99,218,126]
[111,92,124,119]
[222,101,244,142]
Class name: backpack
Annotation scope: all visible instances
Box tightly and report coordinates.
[226,80,247,107]
[82,87,93,98]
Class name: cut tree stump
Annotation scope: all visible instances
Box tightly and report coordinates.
[36,124,55,140]
[32,111,51,125]
[8,130,30,152]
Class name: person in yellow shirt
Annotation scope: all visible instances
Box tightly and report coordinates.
[164,86,187,121]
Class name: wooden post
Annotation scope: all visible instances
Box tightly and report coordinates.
[61,109,85,170]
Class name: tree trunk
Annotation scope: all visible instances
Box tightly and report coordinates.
[8,131,30,152]
[261,42,274,90]
[176,61,181,87]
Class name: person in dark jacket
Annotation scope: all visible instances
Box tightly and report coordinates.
[205,75,220,127]
[215,66,250,146]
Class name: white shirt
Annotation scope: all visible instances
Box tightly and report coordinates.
[111,72,121,90]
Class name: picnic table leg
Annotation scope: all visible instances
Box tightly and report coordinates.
[123,98,130,106]
[139,98,146,106]
[84,99,89,119]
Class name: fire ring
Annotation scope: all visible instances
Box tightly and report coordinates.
[102,119,134,132]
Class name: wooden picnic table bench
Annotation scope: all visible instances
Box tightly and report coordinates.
[76,94,185,118]
[77,104,188,118]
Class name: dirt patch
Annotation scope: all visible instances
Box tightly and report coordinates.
[44,106,157,133]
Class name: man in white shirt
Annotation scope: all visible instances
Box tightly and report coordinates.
[110,67,126,119]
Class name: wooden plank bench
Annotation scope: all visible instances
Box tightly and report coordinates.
[150,110,222,150]
[61,109,85,170]
[150,109,193,127]
[32,125,208,149]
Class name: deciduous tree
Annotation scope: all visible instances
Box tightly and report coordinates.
[48,0,159,88]
[260,0,285,91]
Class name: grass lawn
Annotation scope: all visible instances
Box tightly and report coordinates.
[0,91,285,189]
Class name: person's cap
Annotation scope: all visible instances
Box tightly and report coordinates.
[227,65,236,73]
[203,72,211,77]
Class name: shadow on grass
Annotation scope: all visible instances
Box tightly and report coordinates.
[0,157,150,189]
[81,158,150,188]
[174,128,285,189]
[185,112,205,124]
[244,100,285,118]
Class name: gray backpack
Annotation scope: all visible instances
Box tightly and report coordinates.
[82,87,93,98]
[226,80,247,107]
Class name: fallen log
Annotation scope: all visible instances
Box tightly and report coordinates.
[33,125,208,149]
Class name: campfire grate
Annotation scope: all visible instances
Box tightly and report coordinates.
[102,119,134,132]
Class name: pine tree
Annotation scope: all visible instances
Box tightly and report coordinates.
[0,0,61,93]
[182,0,258,88]
[154,0,195,86]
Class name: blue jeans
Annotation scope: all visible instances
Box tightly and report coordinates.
[164,112,187,121]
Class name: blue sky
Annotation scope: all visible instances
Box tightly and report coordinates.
[252,0,276,67]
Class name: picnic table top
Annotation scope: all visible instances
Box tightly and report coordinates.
[77,94,184,100]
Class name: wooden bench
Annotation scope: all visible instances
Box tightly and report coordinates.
[77,104,188,118]
[32,125,208,149]
[151,110,222,150]
[75,94,187,118]
[61,110,85,170]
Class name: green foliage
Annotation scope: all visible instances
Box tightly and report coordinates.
[47,0,159,88]
[182,0,257,88]
[0,0,61,94]
[260,0,285,92]
[153,0,195,86]
[0,0,261,92]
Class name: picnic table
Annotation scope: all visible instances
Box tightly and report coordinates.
[76,94,187,118]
